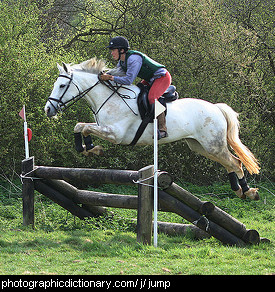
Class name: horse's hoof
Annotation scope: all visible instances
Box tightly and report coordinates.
[93,145,104,156]
[244,188,260,201]
[82,145,104,156]
[235,187,246,199]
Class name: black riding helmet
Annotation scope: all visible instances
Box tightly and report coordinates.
[107,36,130,51]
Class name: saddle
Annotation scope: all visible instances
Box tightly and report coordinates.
[129,83,178,146]
[137,83,178,121]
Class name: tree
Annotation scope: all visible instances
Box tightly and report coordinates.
[1,0,273,182]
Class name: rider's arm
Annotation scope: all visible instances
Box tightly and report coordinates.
[113,54,142,85]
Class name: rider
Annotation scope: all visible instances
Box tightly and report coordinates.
[100,36,171,139]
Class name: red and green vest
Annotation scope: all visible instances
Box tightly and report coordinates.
[120,50,165,82]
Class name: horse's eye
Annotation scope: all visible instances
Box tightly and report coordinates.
[60,84,66,88]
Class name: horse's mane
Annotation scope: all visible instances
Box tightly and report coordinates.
[72,57,126,77]
[72,57,107,74]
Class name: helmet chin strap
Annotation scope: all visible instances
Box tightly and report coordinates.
[118,48,126,61]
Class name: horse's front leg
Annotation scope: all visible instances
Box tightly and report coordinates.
[74,130,103,156]
[74,122,116,156]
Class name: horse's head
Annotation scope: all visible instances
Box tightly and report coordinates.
[45,63,80,117]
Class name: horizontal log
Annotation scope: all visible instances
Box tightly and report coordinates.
[76,190,138,209]
[41,179,138,209]
[34,166,139,186]
[130,219,210,240]
[155,221,210,240]
[38,179,183,212]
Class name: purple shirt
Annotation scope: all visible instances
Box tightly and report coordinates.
[113,54,167,85]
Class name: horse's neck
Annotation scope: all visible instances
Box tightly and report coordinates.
[76,72,140,121]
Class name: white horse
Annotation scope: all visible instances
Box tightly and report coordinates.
[45,58,260,200]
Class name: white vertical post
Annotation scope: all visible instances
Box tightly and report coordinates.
[153,113,158,247]
[154,99,158,247]
[153,99,166,247]
[24,120,30,159]
[23,105,29,159]
[19,105,30,159]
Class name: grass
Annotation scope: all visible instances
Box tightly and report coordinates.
[0,179,274,275]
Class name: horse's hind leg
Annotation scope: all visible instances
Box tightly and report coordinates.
[211,150,259,200]
[185,138,259,200]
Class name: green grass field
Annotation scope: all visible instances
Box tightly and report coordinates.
[0,180,274,275]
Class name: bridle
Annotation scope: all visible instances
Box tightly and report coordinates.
[47,72,138,119]
[47,72,101,113]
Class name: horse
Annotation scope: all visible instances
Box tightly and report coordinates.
[45,57,260,200]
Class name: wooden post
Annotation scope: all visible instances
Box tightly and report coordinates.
[137,165,154,245]
[22,156,35,227]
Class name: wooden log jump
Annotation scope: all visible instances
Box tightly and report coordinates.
[34,165,139,186]
[22,156,263,246]
[158,173,260,245]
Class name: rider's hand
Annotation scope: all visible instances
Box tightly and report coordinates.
[100,74,113,81]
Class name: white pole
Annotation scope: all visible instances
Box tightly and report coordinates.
[153,100,158,247]
[22,105,29,159]
[24,121,29,159]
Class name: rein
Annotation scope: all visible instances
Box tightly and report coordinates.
[47,73,138,119]
[98,78,138,116]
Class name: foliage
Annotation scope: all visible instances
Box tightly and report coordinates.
[0,0,274,184]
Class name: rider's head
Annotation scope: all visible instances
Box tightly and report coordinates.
[107,36,130,61]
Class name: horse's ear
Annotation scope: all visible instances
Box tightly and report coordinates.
[57,63,64,73]
[62,62,69,73]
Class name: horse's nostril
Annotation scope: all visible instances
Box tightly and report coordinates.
[46,107,52,117]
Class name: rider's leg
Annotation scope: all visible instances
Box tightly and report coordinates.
[148,72,172,138]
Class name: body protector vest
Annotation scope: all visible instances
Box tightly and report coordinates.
[120,50,165,82]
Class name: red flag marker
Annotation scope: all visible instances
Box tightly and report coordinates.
[19,106,26,121]
[27,128,32,142]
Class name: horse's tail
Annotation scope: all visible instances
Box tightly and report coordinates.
[216,103,260,175]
